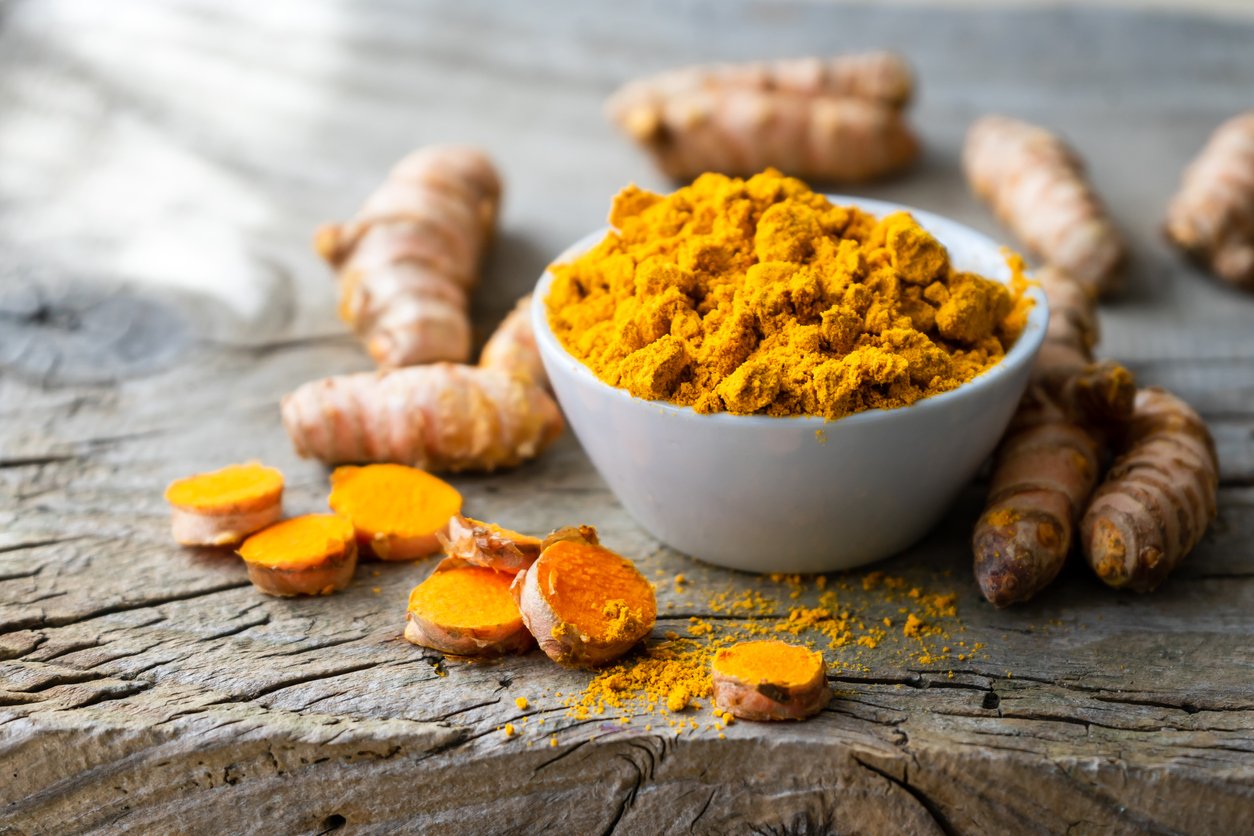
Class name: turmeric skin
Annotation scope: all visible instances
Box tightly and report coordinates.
[328,464,462,560]
[547,170,1026,419]
[165,462,284,547]
[405,560,534,657]
[1081,388,1219,592]
[438,514,542,575]
[237,514,357,597]
[314,146,501,368]
[513,537,657,667]
[711,639,830,721]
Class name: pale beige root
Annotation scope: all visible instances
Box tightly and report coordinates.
[314,145,502,367]
[170,502,282,547]
[281,363,563,473]
[711,640,830,722]
[1081,387,1219,592]
[437,514,542,575]
[245,544,357,597]
[964,116,1124,296]
[973,267,1135,607]
[607,60,918,183]
[1164,111,1254,289]
[512,539,655,667]
[479,294,547,389]
[404,559,534,657]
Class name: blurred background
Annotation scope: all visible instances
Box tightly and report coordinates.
[1,0,1251,391]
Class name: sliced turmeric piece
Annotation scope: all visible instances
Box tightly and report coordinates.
[711,639,830,721]
[237,514,357,597]
[164,462,284,547]
[404,560,534,657]
[513,536,656,667]
[328,464,462,560]
[438,514,542,575]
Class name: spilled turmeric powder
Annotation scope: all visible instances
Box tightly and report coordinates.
[547,170,1029,418]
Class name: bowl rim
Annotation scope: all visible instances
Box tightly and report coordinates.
[531,193,1050,429]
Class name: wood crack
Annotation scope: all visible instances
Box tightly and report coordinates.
[852,756,957,836]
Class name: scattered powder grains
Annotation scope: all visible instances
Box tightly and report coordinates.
[563,570,982,721]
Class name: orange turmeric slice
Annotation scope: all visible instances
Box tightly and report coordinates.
[404,560,534,657]
[237,514,357,597]
[438,514,542,575]
[328,464,462,560]
[711,639,830,721]
[164,462,284,547]
[514,536,656,667]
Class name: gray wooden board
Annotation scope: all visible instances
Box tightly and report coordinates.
[1,0,1253,833]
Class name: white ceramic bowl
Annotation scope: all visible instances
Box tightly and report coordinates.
[531,196,1048,574]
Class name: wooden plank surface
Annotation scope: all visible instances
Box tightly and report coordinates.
[2,0,1252,832]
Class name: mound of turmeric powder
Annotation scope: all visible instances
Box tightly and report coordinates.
[547,170,1029,419]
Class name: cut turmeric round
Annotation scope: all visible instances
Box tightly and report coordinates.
[164,462,284,547]
[328,464,462,560]
[237,514,357,597]
[439,514,542,575]
[711,639,830,721]
[404,561,534,657]
[514,539,656,667]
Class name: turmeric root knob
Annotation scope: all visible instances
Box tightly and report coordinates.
[1164,111,1254,289]
[404,561,534,657]
[315,145,501,368]
[514,538,656,667]
[964,116,1124,296]
[711,640,830,722]
[606,53,918,183]
[1081,388,1219,592]
[164,462,284,547]
[328,464,462,560]
[479,294,548,389]
[238,515,357,597]
[281,363,563,473]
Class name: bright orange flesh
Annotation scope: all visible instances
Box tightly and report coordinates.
[408,566,520,629]
[535,541,656,641]
[238,514,354,569]
[712,640,825,688]
[329,464,461,539]
[165,462,283,513]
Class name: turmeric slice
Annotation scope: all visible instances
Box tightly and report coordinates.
[164,462,284,547]
[1081,388,1219,592]
[513,537,656,667]
[328,464,461,560]
[438,514,542,575]
[711,639,830,722]
[404,560,534,657]
[237,514,357,597]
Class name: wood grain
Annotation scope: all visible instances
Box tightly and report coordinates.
[2,1,1253,833]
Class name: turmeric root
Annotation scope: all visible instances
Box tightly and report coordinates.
[711,639,830,721]
[438,514,542,575]
[1164,112,1254,289]
[237,514,357,597]
[314,145,501,368]
[328,464,462,560]
[973,265,1135,607]
[513,535,656,666]
[164,462,284,547]
[404,560,534,657]
[479,294,547,389]
[1081,388,1219,592]
[606,54,918,182]
[964,116,1124,297]
[281,363,563,472]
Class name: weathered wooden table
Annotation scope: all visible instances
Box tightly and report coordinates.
[2,1,1252,832]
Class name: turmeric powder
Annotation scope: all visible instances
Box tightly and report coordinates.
[547,170,1026,419]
